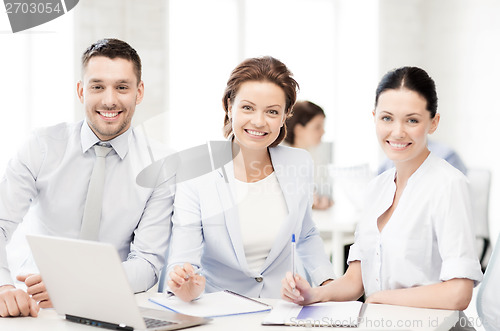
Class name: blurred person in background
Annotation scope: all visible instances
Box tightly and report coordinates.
[284,101,333,210]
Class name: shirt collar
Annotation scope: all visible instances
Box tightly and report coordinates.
[80,120,131,160]
[406,151,434,185]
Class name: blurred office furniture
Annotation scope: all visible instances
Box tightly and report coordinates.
[308,141,334,200]
[330,163,373,213]
[477,233,500,331]
[467,168,492,270]
[314,163,373,276]
[313,207,357,277]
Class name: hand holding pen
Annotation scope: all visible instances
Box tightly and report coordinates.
[280,272,317,305]
[291,234,296,281]
[168,262,206,302]
[281,234,319,305]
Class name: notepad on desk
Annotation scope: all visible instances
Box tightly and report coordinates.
[149,290,272,318]
[262,300,364,327]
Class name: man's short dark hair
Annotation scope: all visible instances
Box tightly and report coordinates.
[81,38,142,84]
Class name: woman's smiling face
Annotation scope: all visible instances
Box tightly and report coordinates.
[228,80,286,152]
[374,88,440,168]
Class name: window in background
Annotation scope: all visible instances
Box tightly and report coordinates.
[0,13,74,174]
[167,0,239,152]
[166,0,378,169]
[243,0,336,143]
[331,1,379,168]
[166,0,336,151]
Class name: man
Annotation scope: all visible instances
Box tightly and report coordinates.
[0,38,173,317]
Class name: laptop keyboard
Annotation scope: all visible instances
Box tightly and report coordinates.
[144,317,177,329]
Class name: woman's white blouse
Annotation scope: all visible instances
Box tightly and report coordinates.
[234,172,288,272]
[348,153,483,297]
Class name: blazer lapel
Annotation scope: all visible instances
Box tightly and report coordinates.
[214,145,251,274]
[260,146,302,272]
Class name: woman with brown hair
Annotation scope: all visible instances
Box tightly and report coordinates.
[167,56,334,301]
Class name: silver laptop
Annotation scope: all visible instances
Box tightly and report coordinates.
[26,234,209,331]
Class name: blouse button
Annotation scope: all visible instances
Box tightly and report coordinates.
[255,277,263,282]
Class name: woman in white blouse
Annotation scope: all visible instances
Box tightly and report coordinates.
[167,56,334,301]
[281,66,483,310]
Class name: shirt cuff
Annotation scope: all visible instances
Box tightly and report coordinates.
[440,257,484,287]
[122,258,157,293]
[0,269,14,287]
[347,243,360,264]
[309,265,336,286]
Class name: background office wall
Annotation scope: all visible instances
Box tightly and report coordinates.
[71,0,169,145]
[0,0,498,243]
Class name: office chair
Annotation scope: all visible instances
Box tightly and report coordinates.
[467,168,492,270]
[476,233,500,331]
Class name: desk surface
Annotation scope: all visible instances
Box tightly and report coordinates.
[0,292,458,331]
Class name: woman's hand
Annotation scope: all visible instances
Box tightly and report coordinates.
[280,272,319,305]
[167,263,206,302]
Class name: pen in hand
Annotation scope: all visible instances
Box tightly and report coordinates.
[291,234,296,290]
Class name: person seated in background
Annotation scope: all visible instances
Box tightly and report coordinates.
[167,56,334,302]
[284,101,333,210]
[281,66,482,311]
[0,38,173,318]
[378,139,467,175]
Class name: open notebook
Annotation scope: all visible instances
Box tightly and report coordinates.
[262,300,364,327]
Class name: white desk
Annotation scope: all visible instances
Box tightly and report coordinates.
[0,292,458,331]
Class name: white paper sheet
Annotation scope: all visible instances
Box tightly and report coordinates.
[149,290,272,318]
[262,300,363,327]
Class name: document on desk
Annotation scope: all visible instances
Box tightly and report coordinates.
[149,290,272,318]
[262,300,364,327]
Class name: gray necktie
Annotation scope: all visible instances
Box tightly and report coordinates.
[80,144,112,240]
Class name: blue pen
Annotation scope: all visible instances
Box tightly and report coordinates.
[291,234,296,280]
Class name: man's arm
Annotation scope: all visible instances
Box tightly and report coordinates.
[0,285,39,317]
[0,134,44,316]
[122,179,174,293]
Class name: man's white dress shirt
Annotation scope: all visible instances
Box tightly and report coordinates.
[0,121,173,292]
[348,153,483,297]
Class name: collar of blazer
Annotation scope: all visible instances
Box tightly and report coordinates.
[215,144,308,275]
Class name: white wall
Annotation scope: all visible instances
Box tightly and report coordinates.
[331,0,379,169]
[72,0,169,144]
[0,11,74,174]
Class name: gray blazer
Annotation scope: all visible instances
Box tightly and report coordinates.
[167,144,334,298]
